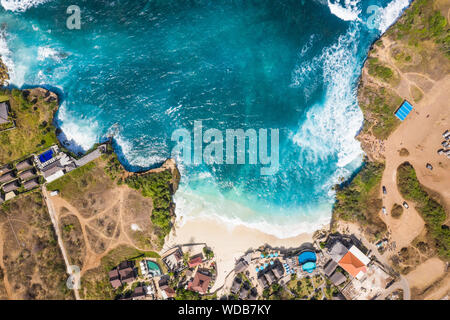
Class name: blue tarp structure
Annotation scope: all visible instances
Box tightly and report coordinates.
[39,149,53,163]
[395,100,414,121]
[298,251,317,265]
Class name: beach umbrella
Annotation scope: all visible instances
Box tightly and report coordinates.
[275,252,279,257]
[270,261,274,265]
[260,253,264,258]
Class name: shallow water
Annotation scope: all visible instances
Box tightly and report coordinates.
[0,0,411,237]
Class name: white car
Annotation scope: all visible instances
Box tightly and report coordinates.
[382,207,387,215]
[403,201,409,209]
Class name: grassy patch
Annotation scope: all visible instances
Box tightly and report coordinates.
[397,162,449,260]
[358,85,403,140]
[0,88,58,164]
[387,0,450,58]
[367,58,398,85]
[333,161,387,241]
[125,170,175,243]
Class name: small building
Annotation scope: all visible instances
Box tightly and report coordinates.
[19,168,36,181]
[188,254,203,268]
[109,269,121,289]
[234,259,249,274]
[257,274,268,288]
[188,270,211,294]
[0,171,15,184]
[264,270,276,285]
[272,264,284,279]
[16,158,33,171]
[131,286,146,300]
[0,102,9,125]
[41,160,65,182]
[2,180,20,193]
[323,259,338,277]
[329,241,349,263]
[329,271,346,286]
[161,287,175,299]
[162,247,184,271]
[230,277,241,295]
[239,285,249,300]
[4,191,16,201]
[248,288,258,300]
[338,245,370,280]
[23,178,39,191]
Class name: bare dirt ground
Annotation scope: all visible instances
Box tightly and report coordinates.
[359,31,450,298]
[51,185,157,277]
[0,192,74,300]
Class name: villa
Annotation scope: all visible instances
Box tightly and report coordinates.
[108,260,136,289]
[16,158,33,171]
[0,171,15,184]
[23,178,39,191]
[2,180,20,193]
[188,269,211,294]
[188,254,203,268]
[19,168,36,181]
[162,247,184,272]
[327,240,371,280]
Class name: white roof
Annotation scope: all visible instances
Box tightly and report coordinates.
[349,245,370,266]
[45,170,64,183]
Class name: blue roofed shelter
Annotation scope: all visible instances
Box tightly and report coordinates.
[395,100,414,121]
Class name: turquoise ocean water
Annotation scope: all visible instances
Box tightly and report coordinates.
[0,0,410,237]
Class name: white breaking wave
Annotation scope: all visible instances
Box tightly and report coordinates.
[1,0,51,12]
[174,185,332,239]
[377,0,411,33]
[57,102,100,153]
[0,31,15,85]
[37,46,61,62]
[292,24,364,171]
[327,0,362,22]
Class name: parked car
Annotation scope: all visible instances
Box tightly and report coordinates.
[426,163,433,170]
[382,207,387,215]
[382,186,387,195]
[403,201,409,209]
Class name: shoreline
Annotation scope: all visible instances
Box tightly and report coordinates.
[164,216,315,292]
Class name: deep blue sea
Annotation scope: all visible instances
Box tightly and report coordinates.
[0,0,410,237]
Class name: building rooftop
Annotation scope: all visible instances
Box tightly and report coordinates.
[0,102,9,124]
[338,251,367,279]
[2,180,20,193]
[329,241,349,263]
[323,259,338,277]
[23,178,39,190]
[188,270,211,294]
[329,271,346,286]
[188,254,203,268]
[16,158,33,171]
[0,171,15,183]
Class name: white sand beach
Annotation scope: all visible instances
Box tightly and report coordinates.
[164,216,315,292]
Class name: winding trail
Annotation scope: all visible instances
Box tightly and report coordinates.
[42,185,80,300]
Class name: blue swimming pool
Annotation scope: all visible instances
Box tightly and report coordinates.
[302,261,316,273]
[298,251,317,265]
[39,149,53,163]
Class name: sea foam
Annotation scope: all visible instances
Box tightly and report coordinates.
[1,0,51,12]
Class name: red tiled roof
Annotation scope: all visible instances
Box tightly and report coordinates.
[188,256,203,268]
[338,251,367,278]
[188,272,211,294]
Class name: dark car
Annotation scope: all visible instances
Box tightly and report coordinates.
[382,186,387,195]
